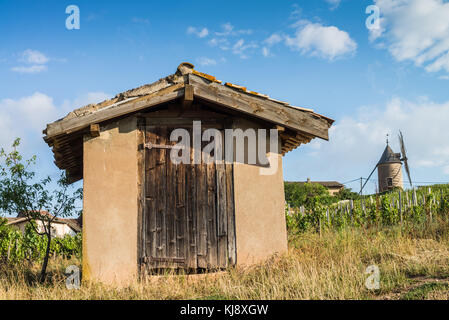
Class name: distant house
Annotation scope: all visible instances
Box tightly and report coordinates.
[288,178,344,196]
[5,211,81,238]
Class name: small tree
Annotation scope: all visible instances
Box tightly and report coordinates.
[284,182,335,210]
[335,187,360,201]
[0,138,82,282]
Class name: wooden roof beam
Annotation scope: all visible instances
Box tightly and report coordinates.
[189,74,331,140]
[45,84,185,139]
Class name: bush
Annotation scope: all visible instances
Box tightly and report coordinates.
[285,182,335,209]
[335,188,360,201]
[0,219,81,264]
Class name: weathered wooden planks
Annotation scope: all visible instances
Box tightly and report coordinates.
[195,140,208,268]
[145,125,158,269]
[45,85,184,139]
[225,163,236,266]
[185,128,198,269]
[189,74,331,140]
[183,84,194,109]
[175,146,187,263]
[216,130,228,268]
[89,124,100,137]
[142,124,236,272]
[166,130,177,262]
[206,147,218,268]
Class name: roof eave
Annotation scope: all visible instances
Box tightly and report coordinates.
[42,63,334,180]
[188,73,333,141]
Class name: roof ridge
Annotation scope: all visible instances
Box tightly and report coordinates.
[55,62,333,126]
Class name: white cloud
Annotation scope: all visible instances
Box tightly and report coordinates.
[326,0,341,10]
[12,49,50,74]
[262,47,270,57]
[214,23,252,37]
[232,39,258,59]
[370,0,449,74]
[285,21,357,60]
[262,33,283,57]
[187,26,209,38]
[0,91,110,186]
[209,23,254,56]
[196,57,217,66]
[301,97,449,181]
[290,4,302,19]
[0,92,58,148]
[208,37,230,50]
[264,33,283,46]
[215,23,234,36]
[192,22,255,58]
[233,39,244,49]
[20,49,49,64]
[0,91,110,138]
[0,91,110,155]
[11,65,48,74]
[191,19,356,61]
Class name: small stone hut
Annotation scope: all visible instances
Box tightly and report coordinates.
[43,63,333,284]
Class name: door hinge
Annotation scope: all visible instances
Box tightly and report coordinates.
[144,142,185,150]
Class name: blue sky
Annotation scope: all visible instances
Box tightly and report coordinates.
[1,0,449,197]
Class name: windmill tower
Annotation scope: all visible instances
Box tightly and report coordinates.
[377,139,403,193]
[360,131,412,194]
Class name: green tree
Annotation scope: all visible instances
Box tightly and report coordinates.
[335,188,360,201]
[0,138,82,282]
[284,182,335,210]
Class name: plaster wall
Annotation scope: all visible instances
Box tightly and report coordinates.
[82,116,139,284]
[231,119,288,265]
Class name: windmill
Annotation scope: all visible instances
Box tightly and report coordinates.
[360,130,412,194]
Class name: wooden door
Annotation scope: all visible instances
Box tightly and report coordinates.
[141,124,236,271]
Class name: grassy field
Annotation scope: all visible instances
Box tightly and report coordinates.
[1,219,448,300]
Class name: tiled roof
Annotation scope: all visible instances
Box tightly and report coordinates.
[50,62,333,127]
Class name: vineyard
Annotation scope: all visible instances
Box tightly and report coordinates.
[0,219,81,265]
[286,184,449,234]
[2,184,448,265]
[0,184,448,299]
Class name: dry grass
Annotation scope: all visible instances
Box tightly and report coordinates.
[1,220,448,300]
